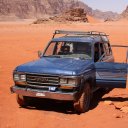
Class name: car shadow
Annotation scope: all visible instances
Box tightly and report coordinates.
[101,97,128,102]
[24,88,113,114]
[25,98,76,114]
[89,88,113,110]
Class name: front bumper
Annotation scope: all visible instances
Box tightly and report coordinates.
[10,86,78,101]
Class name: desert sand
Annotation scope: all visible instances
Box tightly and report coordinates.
[0,20,128,128]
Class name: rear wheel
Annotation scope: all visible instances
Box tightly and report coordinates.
[16,94,29,107]
[74,83,91,113]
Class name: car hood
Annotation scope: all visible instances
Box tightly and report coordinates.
[15,57,94,76]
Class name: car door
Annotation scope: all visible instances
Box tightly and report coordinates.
[95,45,128,88]
[95,62,127,88]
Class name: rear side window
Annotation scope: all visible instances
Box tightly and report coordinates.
[104,43,112,56]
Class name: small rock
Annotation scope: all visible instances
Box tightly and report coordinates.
[114,102,124,109]
[104,101,113,105]
[114,102,128,109]
[120,107,128,114]
[113,114,123,118]
[33,18,49,24]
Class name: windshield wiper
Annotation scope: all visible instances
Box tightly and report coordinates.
[74,57,86,60]
[43,55,61,58]
[77,57,91,60]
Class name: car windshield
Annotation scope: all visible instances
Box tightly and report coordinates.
[43,41,92,60]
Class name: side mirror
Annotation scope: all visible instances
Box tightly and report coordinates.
[38,50,42,58]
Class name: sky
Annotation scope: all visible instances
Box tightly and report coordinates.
[80,0,128,13]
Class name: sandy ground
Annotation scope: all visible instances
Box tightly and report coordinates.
[0,20,128,128]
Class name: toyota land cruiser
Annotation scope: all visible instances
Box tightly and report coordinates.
[10,30,128,113]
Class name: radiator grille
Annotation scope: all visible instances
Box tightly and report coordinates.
[26,74,59,86]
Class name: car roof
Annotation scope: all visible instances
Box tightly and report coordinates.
[51,35,108,44]
[51,30,109,44]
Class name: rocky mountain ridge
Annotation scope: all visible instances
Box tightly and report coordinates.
[0,0,121,21]
[121,6,128,19]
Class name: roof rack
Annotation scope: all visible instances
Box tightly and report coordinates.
[52,30,109,39]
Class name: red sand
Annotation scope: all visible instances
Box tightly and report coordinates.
[87,15,100,23]
[0,21,128,128]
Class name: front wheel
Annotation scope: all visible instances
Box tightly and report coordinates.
[16,94,29,107]
[74,83,91,113]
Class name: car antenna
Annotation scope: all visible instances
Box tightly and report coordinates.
[126,47,128,64]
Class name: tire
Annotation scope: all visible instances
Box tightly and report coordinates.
[74,83,91,113]
[16,94,28,107]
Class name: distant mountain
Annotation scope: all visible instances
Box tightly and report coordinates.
[121,6,128,19]
[0,0,120,21]
[92,9,119,20]
[0,0,92,19]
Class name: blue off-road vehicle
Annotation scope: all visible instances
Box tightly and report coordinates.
[10,30,128,113]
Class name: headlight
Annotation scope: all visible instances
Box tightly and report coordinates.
[60,77,80,85]
[20,75,26,81]
[13,73,26,82]
[14,74,20,81]
[60,78,67,84]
